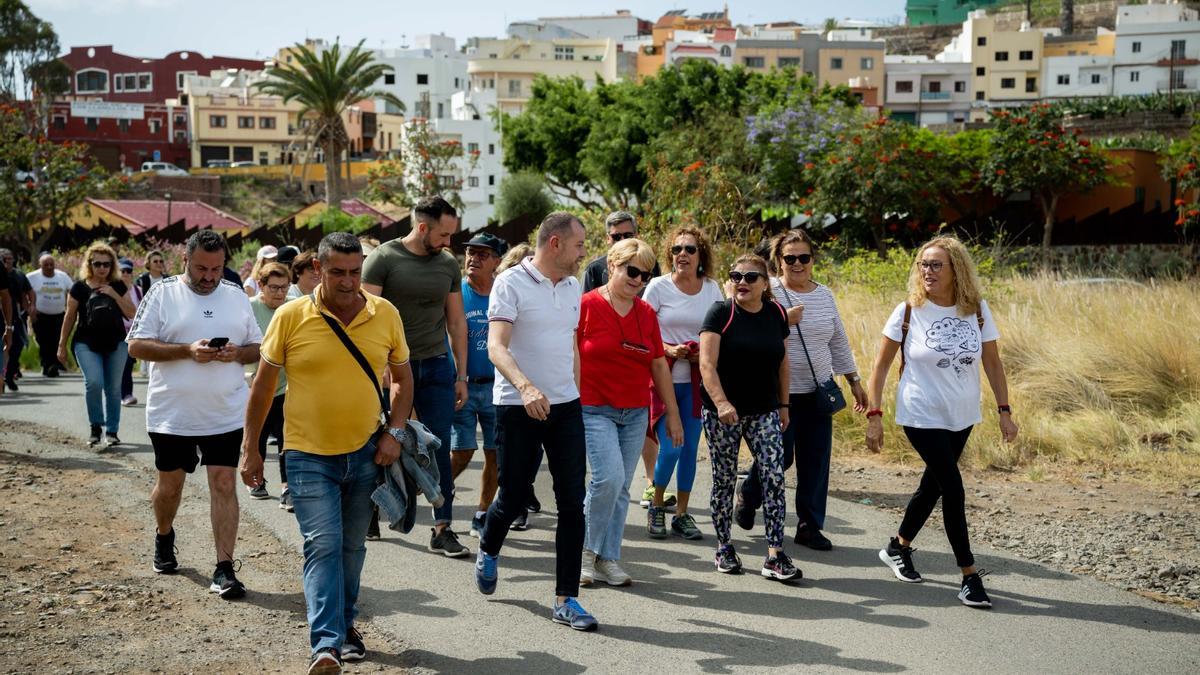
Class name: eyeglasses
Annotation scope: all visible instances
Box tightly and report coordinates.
[729,271,764,284]
[264,283,290,293]
[625,264,653,283]
[782,253,813,265]
[918,261,946,272]
[609,231,636,242]
[90,260,112,268]
[670,244,698,256]
[465,248,494,259]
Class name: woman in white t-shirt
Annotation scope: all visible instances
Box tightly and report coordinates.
[865,235,1018,610]
[642,227,724,541]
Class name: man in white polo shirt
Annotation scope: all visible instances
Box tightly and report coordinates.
[473,211,599,632]
[127,230,262,600]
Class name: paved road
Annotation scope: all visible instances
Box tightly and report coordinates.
[4,373,1199,673]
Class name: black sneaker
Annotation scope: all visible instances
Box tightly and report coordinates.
[879,537,923,583]
[761,552,802,581]
[428,527,470,558]
[152,529,178,574]
[959,570,993,609]
[734,499,755,531]
[366,508,381,541]
[341,626,366,662]
[715,544,743,574]
[87,424,101,447]
[210,560,246,599]
[104,433,121,448]
[279,488,294,512]
[5,376,17,391]
[794,525,833,551]
[248,481,270,500]
[510,510,529,531]
[526,488,541,513]
[308,647,341,674]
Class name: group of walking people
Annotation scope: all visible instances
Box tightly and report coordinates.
[16,196,1019,675]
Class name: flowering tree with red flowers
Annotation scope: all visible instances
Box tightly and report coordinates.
[982,104,1110,251]
[364,117,479,213]
[1161,126,1200,241]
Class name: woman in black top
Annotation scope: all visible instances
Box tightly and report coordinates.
[58,242,136,447]
[699,254,799,581]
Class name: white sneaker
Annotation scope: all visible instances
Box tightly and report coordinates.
[580,549,596,586]
[594,557,632,587]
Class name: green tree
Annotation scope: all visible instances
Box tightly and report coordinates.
[363,117,479,213]
[494,171,555,224]
[255,41,403,205]
[982,104,1110,250]
[310,206,376,235]
[0,0,71,133]
[1162,125,1200,241]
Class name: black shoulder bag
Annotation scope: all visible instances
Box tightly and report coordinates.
[320,312,390,430]
[778,285,847,416]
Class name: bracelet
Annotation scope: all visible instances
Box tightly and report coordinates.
[998,405,1012,414]
[865,409,883,418]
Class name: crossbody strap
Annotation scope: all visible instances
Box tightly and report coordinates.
[320,312,389,426]
[899,303,913,379]
[777,285,820,386]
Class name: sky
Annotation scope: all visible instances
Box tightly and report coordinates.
[28,0,908,60]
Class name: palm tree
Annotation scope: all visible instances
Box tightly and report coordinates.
[255,41,403,205]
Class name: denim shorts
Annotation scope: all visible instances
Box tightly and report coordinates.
[451,381,497,450]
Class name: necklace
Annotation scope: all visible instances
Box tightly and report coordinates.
[601,288,648,354]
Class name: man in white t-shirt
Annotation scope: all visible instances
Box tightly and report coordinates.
[127,230,262,600]
[27,254,74,377]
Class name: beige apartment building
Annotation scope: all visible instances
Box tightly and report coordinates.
[736,41,806,72]
[466,37,618,114]
[818,43,886,91]
[958,10,1044,118]
[180,71,302,167]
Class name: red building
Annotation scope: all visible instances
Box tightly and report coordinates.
[49,46,265,171]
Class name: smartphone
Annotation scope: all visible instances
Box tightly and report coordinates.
[207,337,230,349]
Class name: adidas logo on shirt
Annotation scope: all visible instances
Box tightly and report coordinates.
[203,310,214,318]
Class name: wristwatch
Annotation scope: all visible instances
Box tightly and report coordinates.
[845,374,861,384]
[456,375,469,383]
[386,426,411,446]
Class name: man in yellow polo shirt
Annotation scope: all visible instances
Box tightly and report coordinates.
[239,232,414,674]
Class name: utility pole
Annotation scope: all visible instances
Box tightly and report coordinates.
[164,191,173,229]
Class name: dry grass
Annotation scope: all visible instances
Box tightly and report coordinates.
[829,275,1200,486]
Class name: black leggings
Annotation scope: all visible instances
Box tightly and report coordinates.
[898,426,975,569]
[258,394,287,484]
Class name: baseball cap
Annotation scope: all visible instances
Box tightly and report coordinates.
[276,245,301,266]
[465,232,509,257]
[118,258,134,272]
[256,245,278,260]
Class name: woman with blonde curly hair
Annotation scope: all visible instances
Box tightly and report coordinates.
[58,241,137,447]
[865,235,1018,609]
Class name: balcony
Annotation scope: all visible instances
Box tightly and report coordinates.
[920,91,951,100]
[1157,79,1197,91]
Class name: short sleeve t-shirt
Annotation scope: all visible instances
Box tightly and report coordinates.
[577,290,665,408]
[28,270,74,315]
[249,296,288,398]
[69,279,129,350]
[363,240,461,361]
[127,277,263,435]
[699,299,790,416]
[462,280,493,379]
[883,300,1000,432]
[643,276,724,383]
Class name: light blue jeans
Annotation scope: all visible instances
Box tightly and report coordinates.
[73,341,127,434]
[285,436,379,654]
[583,405,648,561]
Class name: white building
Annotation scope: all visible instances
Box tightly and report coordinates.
[370,35,468,120]
[1113,2,1200,96]
[466,37,618,114]
[884,56,973,126]
[665,28,737,68]
[528,11,646,42]
[1042,56,1114,98]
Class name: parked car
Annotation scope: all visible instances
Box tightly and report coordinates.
[205,159,232,168]
[230,161,258,168]
[140,162,189,177]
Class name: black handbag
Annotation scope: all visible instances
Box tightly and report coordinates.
[778,285,847,416]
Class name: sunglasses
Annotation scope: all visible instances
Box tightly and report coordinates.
[625,264,653,283]
[729,271,764,284]
[671,244,698,256]
[609,231,636,242]
[782,254,813,265]
[90,260,112,268]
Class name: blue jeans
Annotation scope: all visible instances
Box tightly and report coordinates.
[582,405,648,561]
[73,341,127,434]
[451,381,497,450]
[411,354,456,525]
[653,382,704,493]
[286,437,379,654]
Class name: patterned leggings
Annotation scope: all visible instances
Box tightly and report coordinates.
[703,409,786,549]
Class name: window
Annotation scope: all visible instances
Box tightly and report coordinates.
[488,174,495,186]
[954,81,966,92]
[1057,74,1070,85]
[743,56,765,68]
[467,142,479,153]
[488,194,495,205]
[896,80,913,93]
[830,57,843,70]
[976,66,985,76]
[928,81,942,93]
[75,69,107,93]
[53,116,66,130]
[436,102,444,118]
[174,114,186,127]
[1025,77,1037,92]
[468,176,479,188]
[508,79,521,97]
[860,57,874,70]
[995,51,1009,62]
[977,37,987,47]
[417,73,428,85]
[975,91,985,101]
[454,77,460,88]
[176,70,197,90]
[383,73,395,85]
[1091,73,1101,85]
[719,45,731,58]
[1171,40,1187,60]
[1019,50,1033,61]
[1173,69,1185,88]
[554,45,575,61]
[237,116,254,129]
[210,115,227,128]
[149,119,162,134]
[85,117,98,131]
[488,143,494,155]
[139,73,151,90]
[174,130,186,143]
[778,57,801,67]
[1132,41,1141,54]
[1000,77,1015,89]
[116,119,130,133]
[438,175,455,189]
[1130,71,1140,83]
[259,116,276,129]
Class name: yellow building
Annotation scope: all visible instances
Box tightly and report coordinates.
[180,71,302,168]
[736,41,807,73]
[1042,27,1116,58]
[466,38,618,114]
[960,10,1044,117]
[818,42,886,90]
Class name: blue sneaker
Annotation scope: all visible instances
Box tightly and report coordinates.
[470,512,486,538]
[552,597,598,632]
[475,549,498,595]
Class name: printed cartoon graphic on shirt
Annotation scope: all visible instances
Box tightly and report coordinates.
[925,317,980,378]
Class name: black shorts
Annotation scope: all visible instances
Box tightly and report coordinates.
[149,429,243,473]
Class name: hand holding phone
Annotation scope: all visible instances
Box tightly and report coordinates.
[207,337,230,349]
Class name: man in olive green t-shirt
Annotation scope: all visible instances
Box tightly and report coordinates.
[363,195,470,558]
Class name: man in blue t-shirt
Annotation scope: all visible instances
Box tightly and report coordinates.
[450,233,509,538]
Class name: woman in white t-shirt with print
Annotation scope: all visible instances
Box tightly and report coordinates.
[642,226,724,541]
[865,235,1018,610]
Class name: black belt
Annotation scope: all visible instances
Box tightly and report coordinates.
[468,376,495,384]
